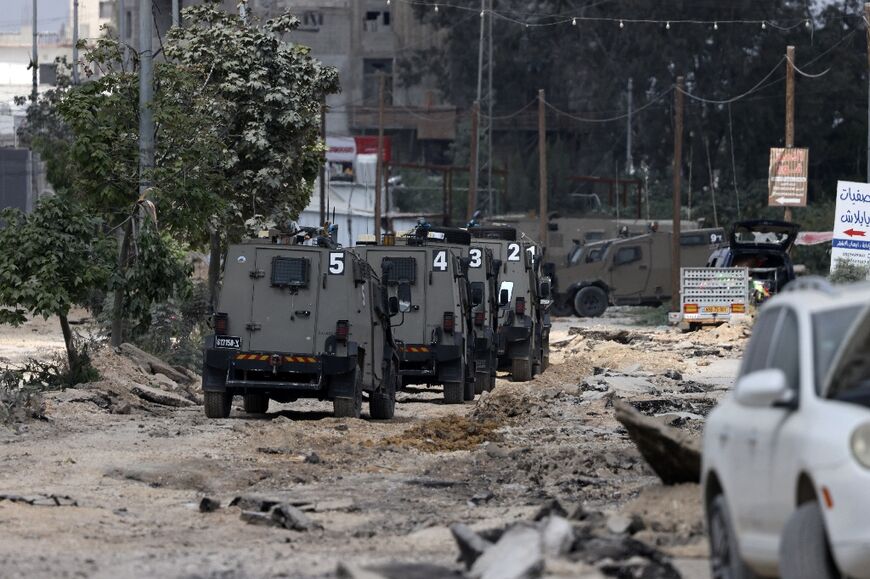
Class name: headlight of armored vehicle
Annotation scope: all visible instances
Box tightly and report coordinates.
[851,423,870,469]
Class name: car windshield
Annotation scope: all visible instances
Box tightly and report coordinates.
[813,305,864,392]
[567,245,585,266]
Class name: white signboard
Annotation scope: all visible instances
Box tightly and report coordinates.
[325,137,356,162]
[831,180,870,276]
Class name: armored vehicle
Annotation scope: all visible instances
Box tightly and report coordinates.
[202,228,399,420]
[469,227,551,382]
[556,228,725,317]
[353,226,477,404]
[465,244,501,393]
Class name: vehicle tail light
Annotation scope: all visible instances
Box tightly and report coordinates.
[683,304,699,314]
[336,320,349,342]
[214,312,229,335]
[515,298,526,316]
[474,311,485,326]
[443,312,455,333]
[731,303,746,314]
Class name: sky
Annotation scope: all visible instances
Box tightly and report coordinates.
[2,0,69,34]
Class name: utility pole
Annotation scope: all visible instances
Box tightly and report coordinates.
[119,0,128,67]
[784,45,795,223]
[467,101,480,220]
[626,78,633,175]
[865,3,870,181]
[374,72,386,242]
[31,0,37,104]
[538,89,548,246]
[72,0,79,85]
[671,77,684,311]
[486,0,494,215]
[319,101,326,226]
[138,0,154,197]
[172,0,179,27]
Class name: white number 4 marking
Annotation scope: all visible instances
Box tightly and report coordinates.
[433,250,448,271]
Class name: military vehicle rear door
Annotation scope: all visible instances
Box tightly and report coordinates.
[248,248,321,354]
[369,248,428,345]
[608,238,652,300]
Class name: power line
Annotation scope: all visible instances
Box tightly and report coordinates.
[677,57,786,105]
[543,86,673,123]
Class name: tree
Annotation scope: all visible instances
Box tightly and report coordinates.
[0,195,115,376]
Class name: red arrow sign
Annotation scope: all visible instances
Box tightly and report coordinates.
[844,228,866,237]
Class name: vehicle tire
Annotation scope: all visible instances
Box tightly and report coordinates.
[204,391,232,419]
[779,502,840,579]
[550,299,574,317]
[243,393,269,414]
[370,362,398,420]
[443,382,464,404]
[474,373,488,395]
[708,495,758,579]
[574,286,608,318]
[333,369,362,418]
[511,357,533,382]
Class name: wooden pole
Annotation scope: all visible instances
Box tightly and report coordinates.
[538,89,548,246]
[784,45,795,223]
[374,73,386,242]
[671,77,684,311]
[467,101,480,220]
[447,167,454,225]
[319,100,326,226]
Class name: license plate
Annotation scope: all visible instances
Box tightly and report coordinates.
[702,306,729,314]
[215,336,241,349]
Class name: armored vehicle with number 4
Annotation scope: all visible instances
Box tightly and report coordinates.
[353,226,477,404]
[469,227,552,382]
[202,228,400,420]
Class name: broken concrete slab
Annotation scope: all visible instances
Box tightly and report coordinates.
[451,523,492,569]
[541,516,574,557]
[613,399,701,484]
[271,503,318,531]
[606,513,645,536]
[470,524,543,579]
[130,383,195,407]
[118,343,189,384]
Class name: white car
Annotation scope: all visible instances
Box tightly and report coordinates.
[702,278,870,578]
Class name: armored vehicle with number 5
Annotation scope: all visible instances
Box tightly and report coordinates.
[353,226,477,404]
[201,228,400,420]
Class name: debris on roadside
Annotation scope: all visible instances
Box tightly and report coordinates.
[198,496,221,513]
[379,416,501,452]
[239,502,321,531]
[613,399,701,484]
[0,493,78,507]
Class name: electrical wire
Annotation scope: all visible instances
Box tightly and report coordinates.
[480,97,536,120]
[677,57,786,105]
[786,53,830,78]
[543,86,672,123]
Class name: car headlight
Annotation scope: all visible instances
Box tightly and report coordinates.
[850,423,870,469]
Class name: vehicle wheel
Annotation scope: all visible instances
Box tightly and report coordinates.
[574,286,608,318]
[463,376,475,401]
[779,502,840,579]
[550,300,574,317]
[370,362,398,420]
[333,369,362,418]
[204,391,232,419]
[243,393,269,414]
[474,373,488,395]
[443,382,464,404]
[708,495,758,579]
[511,357,533,382]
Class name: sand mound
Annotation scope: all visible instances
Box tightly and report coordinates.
[380,415,501,452]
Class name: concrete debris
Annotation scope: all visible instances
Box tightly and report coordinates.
[118,343,190,384]
[0,493,77,507]
[606,513,645,536]
[230,493,312,512]
[198,497,221,513]
[129,383,195,407]
[540,516,574,557]
[469,524,544,579]
[336,562,389,579]
[613,399,701,484]
[467,490,494,507]
[664,369,683,381]
[338,562,460,579]
[240,502,320,531]
[450,523,492,569]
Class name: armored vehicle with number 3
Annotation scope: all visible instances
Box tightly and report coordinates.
[465,244,501,394]
[201,228,400,420]
[353,226,477,404]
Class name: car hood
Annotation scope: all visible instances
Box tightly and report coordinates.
[825,303,870,399]
[729,220,799,251]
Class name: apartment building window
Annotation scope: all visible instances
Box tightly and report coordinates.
[99,0,113,19]
[363,11,391,32]
[363,59,393,105]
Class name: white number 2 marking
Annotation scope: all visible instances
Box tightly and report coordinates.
[507,243,521,262]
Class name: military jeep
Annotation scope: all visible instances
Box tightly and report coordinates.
[353,226,477,404]
[202,229,399,420]
[470,226,552,382]
[465,244,501,393]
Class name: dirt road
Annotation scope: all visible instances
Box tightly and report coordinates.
[0,309,746,578]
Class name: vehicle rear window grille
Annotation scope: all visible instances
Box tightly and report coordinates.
[271,257,309,288]
[382,257,416,285]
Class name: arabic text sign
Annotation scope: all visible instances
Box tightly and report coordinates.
[831,181,870,276]
[768,147,808,207]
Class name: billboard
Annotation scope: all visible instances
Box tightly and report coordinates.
[768,147,808,207]
[831,180,870,277]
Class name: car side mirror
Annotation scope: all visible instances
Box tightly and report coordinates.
[471,286,484,306]
[397,283,412,313]
[499,288,509,306]
[388,296,399,316]
[735,369,794,408]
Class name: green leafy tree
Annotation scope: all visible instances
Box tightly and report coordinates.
[0,195,115,376]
